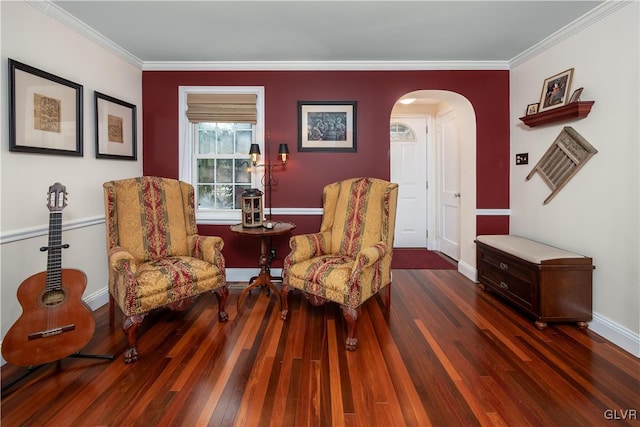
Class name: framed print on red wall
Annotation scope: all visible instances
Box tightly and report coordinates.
[298,101,357,152]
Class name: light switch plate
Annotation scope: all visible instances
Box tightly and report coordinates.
[516,153,529,165]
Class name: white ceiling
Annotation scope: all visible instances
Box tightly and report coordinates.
[50,0,606,66]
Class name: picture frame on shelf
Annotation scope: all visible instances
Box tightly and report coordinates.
[526,103,539,115]
[95,91,137,160]
[568,87,584,104]
[538,68,574,113]
[8,59,83,156]
[298,101,357,152]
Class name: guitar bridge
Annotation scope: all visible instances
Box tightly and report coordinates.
[28,324,75,340]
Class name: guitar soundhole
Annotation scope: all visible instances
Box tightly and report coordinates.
[41,289,67,307]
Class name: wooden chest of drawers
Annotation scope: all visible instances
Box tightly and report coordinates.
[475,235,594,330]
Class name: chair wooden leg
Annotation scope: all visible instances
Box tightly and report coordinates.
[122,314,145,364]
[109,294,115,326]
[280,284,291,320]
[384,284,391,314]
[341,306,361,351]
[214,286,229,322]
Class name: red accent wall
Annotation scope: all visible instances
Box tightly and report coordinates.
[142,70,510,266]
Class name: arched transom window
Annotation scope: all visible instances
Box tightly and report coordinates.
[390,122,417,142]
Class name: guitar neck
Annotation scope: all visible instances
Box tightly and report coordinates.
[46,211,63,291]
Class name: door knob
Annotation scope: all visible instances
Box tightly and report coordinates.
[454,192,461,198]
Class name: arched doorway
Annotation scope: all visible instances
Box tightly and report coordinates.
[390,90,477,273]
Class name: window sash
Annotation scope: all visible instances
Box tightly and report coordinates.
[190,123,263,223]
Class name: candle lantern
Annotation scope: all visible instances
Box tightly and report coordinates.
[241,188,264,228]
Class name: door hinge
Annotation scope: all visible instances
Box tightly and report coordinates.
[426,230,429,238]
[426,180,429,189]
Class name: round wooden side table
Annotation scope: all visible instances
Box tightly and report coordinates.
[230,221,296,312]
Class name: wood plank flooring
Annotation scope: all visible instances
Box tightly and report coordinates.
[2,269,639,426]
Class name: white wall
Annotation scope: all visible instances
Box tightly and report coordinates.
[510,2,639,356]
[0,1,143,346]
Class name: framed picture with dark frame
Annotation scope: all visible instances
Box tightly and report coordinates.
[95,91,137,160]
[8,58,83,156]
[538,68,574,113]
[298,101,357,152]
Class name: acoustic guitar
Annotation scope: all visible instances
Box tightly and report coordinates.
[2,183,96,367]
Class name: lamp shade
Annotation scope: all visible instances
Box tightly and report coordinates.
[249,144,261,155]
[249,143,261,165]
[278,143,290,164]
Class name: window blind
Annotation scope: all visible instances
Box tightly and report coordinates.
[186,93,257,123]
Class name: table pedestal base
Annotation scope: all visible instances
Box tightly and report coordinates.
[237,269,282,313]
[229,222,295,314]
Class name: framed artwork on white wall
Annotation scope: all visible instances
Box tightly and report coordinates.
[95,91,137,160]
[8,59,83,156]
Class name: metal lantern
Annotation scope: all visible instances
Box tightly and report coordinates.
[241,188,264,228]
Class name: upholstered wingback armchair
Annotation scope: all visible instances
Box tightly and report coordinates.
[280,177,398,351]
[103,177,228,363]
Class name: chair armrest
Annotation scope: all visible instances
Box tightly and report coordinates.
[108,246,138,275]
[190,235,225,265]
[353,242,388,271]
[286,232,331,264]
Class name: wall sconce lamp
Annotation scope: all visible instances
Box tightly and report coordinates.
[249,142,290,167]
[248,137,290,219]
[249,143,261,166]
[278,143,290,165]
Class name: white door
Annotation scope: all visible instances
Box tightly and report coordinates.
[437,111,460,260]
[390,117,428,247]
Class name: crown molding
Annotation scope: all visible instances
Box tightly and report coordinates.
[142,60,510,71]
[30,0,629,72]
[509,0,632,68]
[26,0,143,69]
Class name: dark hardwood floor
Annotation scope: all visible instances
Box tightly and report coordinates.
[2,269,639,426]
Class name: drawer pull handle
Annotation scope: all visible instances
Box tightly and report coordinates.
[499,262,509,271]
[499,281,509,290]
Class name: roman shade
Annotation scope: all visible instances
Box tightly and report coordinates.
[186,93,257,123]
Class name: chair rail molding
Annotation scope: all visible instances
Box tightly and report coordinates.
[0,215,105,244]
[476,209,511,216]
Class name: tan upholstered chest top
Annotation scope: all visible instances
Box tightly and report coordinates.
[476,235,586,264]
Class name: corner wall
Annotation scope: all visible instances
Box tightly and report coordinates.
[509,2,640,356]
[0,1,143,346]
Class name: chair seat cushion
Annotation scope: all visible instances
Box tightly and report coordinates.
[134,256,224,312]
[287,255,354,302]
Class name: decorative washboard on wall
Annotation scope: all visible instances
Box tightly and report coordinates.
[526,126,597,204]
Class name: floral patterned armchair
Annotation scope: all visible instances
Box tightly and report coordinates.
[280,177,398,351]
[103,177,228,363]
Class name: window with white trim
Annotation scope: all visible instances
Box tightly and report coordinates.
[179,86,265,224]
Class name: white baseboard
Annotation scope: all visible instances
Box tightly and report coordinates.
[85,287,110,311]
[458,259,477,283]
[226,268,283,283]
[589,312,640,358]
[458,265,639,359]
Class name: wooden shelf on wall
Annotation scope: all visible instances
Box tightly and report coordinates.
[519,101,595,128]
